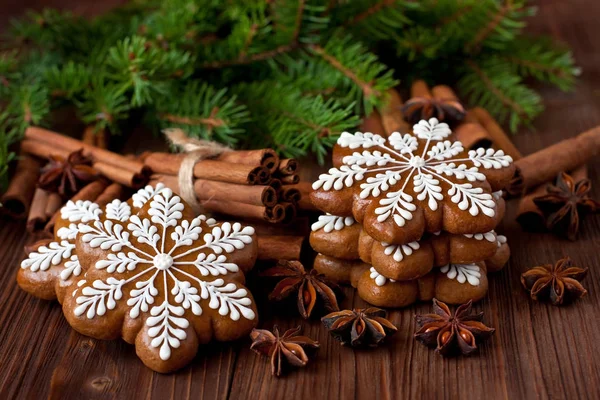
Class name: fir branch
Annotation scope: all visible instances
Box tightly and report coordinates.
[336,0,417,41]
[465,0,535,53]
[495,37,580,90]
[154,81,249,146]
[460,58,542,131]
[77,79,130,132]
[201,43,298,68]
[307,33,398,113]
[310,45,377,98]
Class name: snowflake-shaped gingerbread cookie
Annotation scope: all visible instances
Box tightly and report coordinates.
[20,184,258,373]
[311,118,515,244]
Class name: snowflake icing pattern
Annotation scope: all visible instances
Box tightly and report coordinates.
[68,185,256,361]
[20,198,130,289]
[313,118,513,227]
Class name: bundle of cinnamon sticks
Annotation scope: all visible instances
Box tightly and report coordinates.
[144,148,300,224]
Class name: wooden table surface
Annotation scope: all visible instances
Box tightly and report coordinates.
[2,1,600,399]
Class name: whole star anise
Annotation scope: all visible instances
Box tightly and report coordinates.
[534,171,600,240]
[322,307,397,347]
[401,97,465,125]
[38,149,99,198]
[261,260,340,319]
[250,326,320,377]
[521,257,588,306]
[414,299,495,357]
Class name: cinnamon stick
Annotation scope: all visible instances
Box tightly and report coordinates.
[218,149,279,173]
[151,174,278,207]
[27,188,50,232]
[294,181,317,212]
[431,85,458,102]
[199,199,270,220]
[1,154,42,219]
[471,107,523,160]
[265,203,286,223]
[516,165,588,231]
[453,110,492,150]
[281,187,301,204]
[25,127,146,176]
[44,193,63,218]
[269,179,283,193]
[83,126,108,149]
[508,126,600,195]
[144,152,269,185]
[277,159,298,176]
[278,202,296,224]
[95,183,125,208]
[411,80,432,98]
[379,88,411,135]
[21,139,147,188]
[45,180,109,233]
[257,235,304,261]
[280,174,299,185]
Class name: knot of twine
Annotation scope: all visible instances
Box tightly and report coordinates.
[163,128,232,213]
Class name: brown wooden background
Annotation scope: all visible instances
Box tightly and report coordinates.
[2,1,600,399]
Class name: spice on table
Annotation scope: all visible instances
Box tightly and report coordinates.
[250,326,320,377]
[521,256,588,306]
[414,299,495,357]
[261,260,340,319]
[38,149,99,198]
[533,170,600,240]
[322,307,397,347]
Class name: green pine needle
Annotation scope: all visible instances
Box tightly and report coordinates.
[154,81,250,146]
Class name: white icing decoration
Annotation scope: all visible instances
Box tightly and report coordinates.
[61,200,102,222]
[382,241,420,262]
[497,235,507,247]
[369,267,396,287]
[21,198,125,282]
[21,240,75,272]
[74,185,256,361]
[440,264,481,286]
[105,200,131,222]
[60,255,82,280]
[464,231,496,242]
[57,223,79,240]
[311,118,513,226]
[132,183,166,208]
[311,214,355,232]
[492,190,503,201]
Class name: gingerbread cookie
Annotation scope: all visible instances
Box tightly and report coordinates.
[309,214,360,259]
[20,184,259,373]
[314,235,510,308]
[359,229,504,281]
[311,118,514,244]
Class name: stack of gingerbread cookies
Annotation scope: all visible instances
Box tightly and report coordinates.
[309,118,514,307]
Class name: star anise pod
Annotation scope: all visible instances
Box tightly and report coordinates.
[401,97,466,125]
[414,299,495,357]
[534,171,600,240]
[250,326,320,377]
[322,307,397,347]
[261,260,340,319]
[38,149,99,198]
[521,257,588,306]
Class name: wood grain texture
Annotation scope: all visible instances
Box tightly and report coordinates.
[2,0,600,399]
